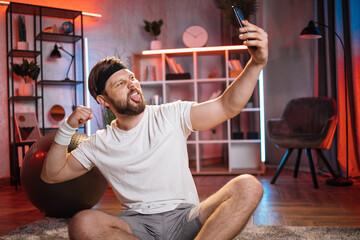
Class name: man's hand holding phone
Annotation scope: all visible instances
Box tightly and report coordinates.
[232,6,268,67]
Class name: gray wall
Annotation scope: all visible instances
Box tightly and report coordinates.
[0,0,316,178]
[259,0,316,168]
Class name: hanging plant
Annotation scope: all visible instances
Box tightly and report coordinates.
[143,19,163,40]
[12,58,40,83]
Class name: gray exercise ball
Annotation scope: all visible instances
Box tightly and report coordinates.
[20,132,108,218]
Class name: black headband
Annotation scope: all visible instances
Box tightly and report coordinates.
[95,63,126,95]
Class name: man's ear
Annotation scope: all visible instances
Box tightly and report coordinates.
[96,95,110,107]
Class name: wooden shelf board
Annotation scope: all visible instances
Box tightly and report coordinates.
[38,80,83,85]
[8,50,41,58]
[8,2,81,19]
[9,96,41,101]
[230,139,261,143]
[36,33,81,43]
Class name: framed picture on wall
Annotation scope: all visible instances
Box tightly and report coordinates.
[15,112,41,142]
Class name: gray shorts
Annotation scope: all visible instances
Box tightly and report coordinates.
[117,203,203,240]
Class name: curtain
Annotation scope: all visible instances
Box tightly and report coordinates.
[317,0,360,178]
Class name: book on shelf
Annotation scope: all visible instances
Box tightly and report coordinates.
[228,59,243,71]
[165,56,185,74]
[165,55,190,80]
[176,63,184,73]
[229,59,243,78]
[144,65,157,81]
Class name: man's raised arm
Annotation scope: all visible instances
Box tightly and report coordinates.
[41,105,93,183]
[190,20,268,131]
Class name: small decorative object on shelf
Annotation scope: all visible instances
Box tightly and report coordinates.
[12,58,40,96]
[17,15,28,50]
[15,112,41,142]
[43,24,59,33]
[182,25,208,48]
[208,67,220,78]
[247,132,259,139]
[143,19,163,50]
[149,94,162,105]
[62,21,73,34]
[49,104,65,128]
[246,96,253,108]
[50,44,75,81]
[232,132,244,139]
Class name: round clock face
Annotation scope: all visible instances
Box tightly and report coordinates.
[182,25,208,48]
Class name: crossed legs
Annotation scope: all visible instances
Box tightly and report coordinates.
[196,174,263,240]
[68,174,263,240]
[68,210,138,240]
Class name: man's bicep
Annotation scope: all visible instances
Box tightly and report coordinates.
[62,153,89,181]
[190,99,228,131]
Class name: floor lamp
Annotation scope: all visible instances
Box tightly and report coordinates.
[50,43,74,81]
[300,21,353,186]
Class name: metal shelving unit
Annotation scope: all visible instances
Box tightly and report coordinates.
[6,2,86,187]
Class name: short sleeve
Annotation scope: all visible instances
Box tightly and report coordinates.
[71,135,96,170]
[156,100,196,138]
[181,101,196,136]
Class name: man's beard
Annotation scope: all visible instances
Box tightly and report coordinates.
[107,90,146,116]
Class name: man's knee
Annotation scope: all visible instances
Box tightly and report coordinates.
[68,210,99,240]
[230,174,263,201]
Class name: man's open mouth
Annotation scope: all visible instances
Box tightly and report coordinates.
[129,89,141,103]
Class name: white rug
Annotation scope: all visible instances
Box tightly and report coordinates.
[2,217,360,240]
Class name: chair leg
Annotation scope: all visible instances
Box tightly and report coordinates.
[293,148,303,178]
[316,149,338,178]
[305,148,319,189]
[271,148,294,185]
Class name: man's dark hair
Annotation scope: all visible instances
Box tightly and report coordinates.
[88,57,127,101]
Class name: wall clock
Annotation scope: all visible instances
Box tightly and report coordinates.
[182,25,208,48]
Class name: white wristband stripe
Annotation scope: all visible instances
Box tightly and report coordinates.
[54,119,78,146]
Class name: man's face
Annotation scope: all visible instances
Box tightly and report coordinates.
[103,69,146,116]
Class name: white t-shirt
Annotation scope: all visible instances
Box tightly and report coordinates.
[71,100,199,214]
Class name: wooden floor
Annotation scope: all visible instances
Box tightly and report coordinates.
[1,167,360,236]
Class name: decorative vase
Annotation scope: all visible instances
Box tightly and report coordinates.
[17,41,29,50]
[19,83,34,96]
[150,40,162,50]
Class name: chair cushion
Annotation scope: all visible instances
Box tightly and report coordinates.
[267,97,337,149]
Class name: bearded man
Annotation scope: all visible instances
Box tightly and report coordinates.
[41,20,268,240]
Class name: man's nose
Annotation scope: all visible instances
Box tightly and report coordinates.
[127,80,135,88]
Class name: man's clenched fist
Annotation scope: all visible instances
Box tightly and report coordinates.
[66,105,93,128]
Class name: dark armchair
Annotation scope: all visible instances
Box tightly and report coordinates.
[267,97,338,188]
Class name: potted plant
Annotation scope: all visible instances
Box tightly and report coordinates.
[143,19,163,49]
[12,58,40,96]
[213,0,258,44]
[17,15,28,50]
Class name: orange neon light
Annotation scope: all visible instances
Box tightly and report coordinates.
[142,45,248,55]
[0,1,101,17]
[82,12,102,18]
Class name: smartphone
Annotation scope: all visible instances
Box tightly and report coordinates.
[232,6,257,49]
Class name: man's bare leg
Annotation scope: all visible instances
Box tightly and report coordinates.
[68,209,139,240]
[196,174,263,240]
